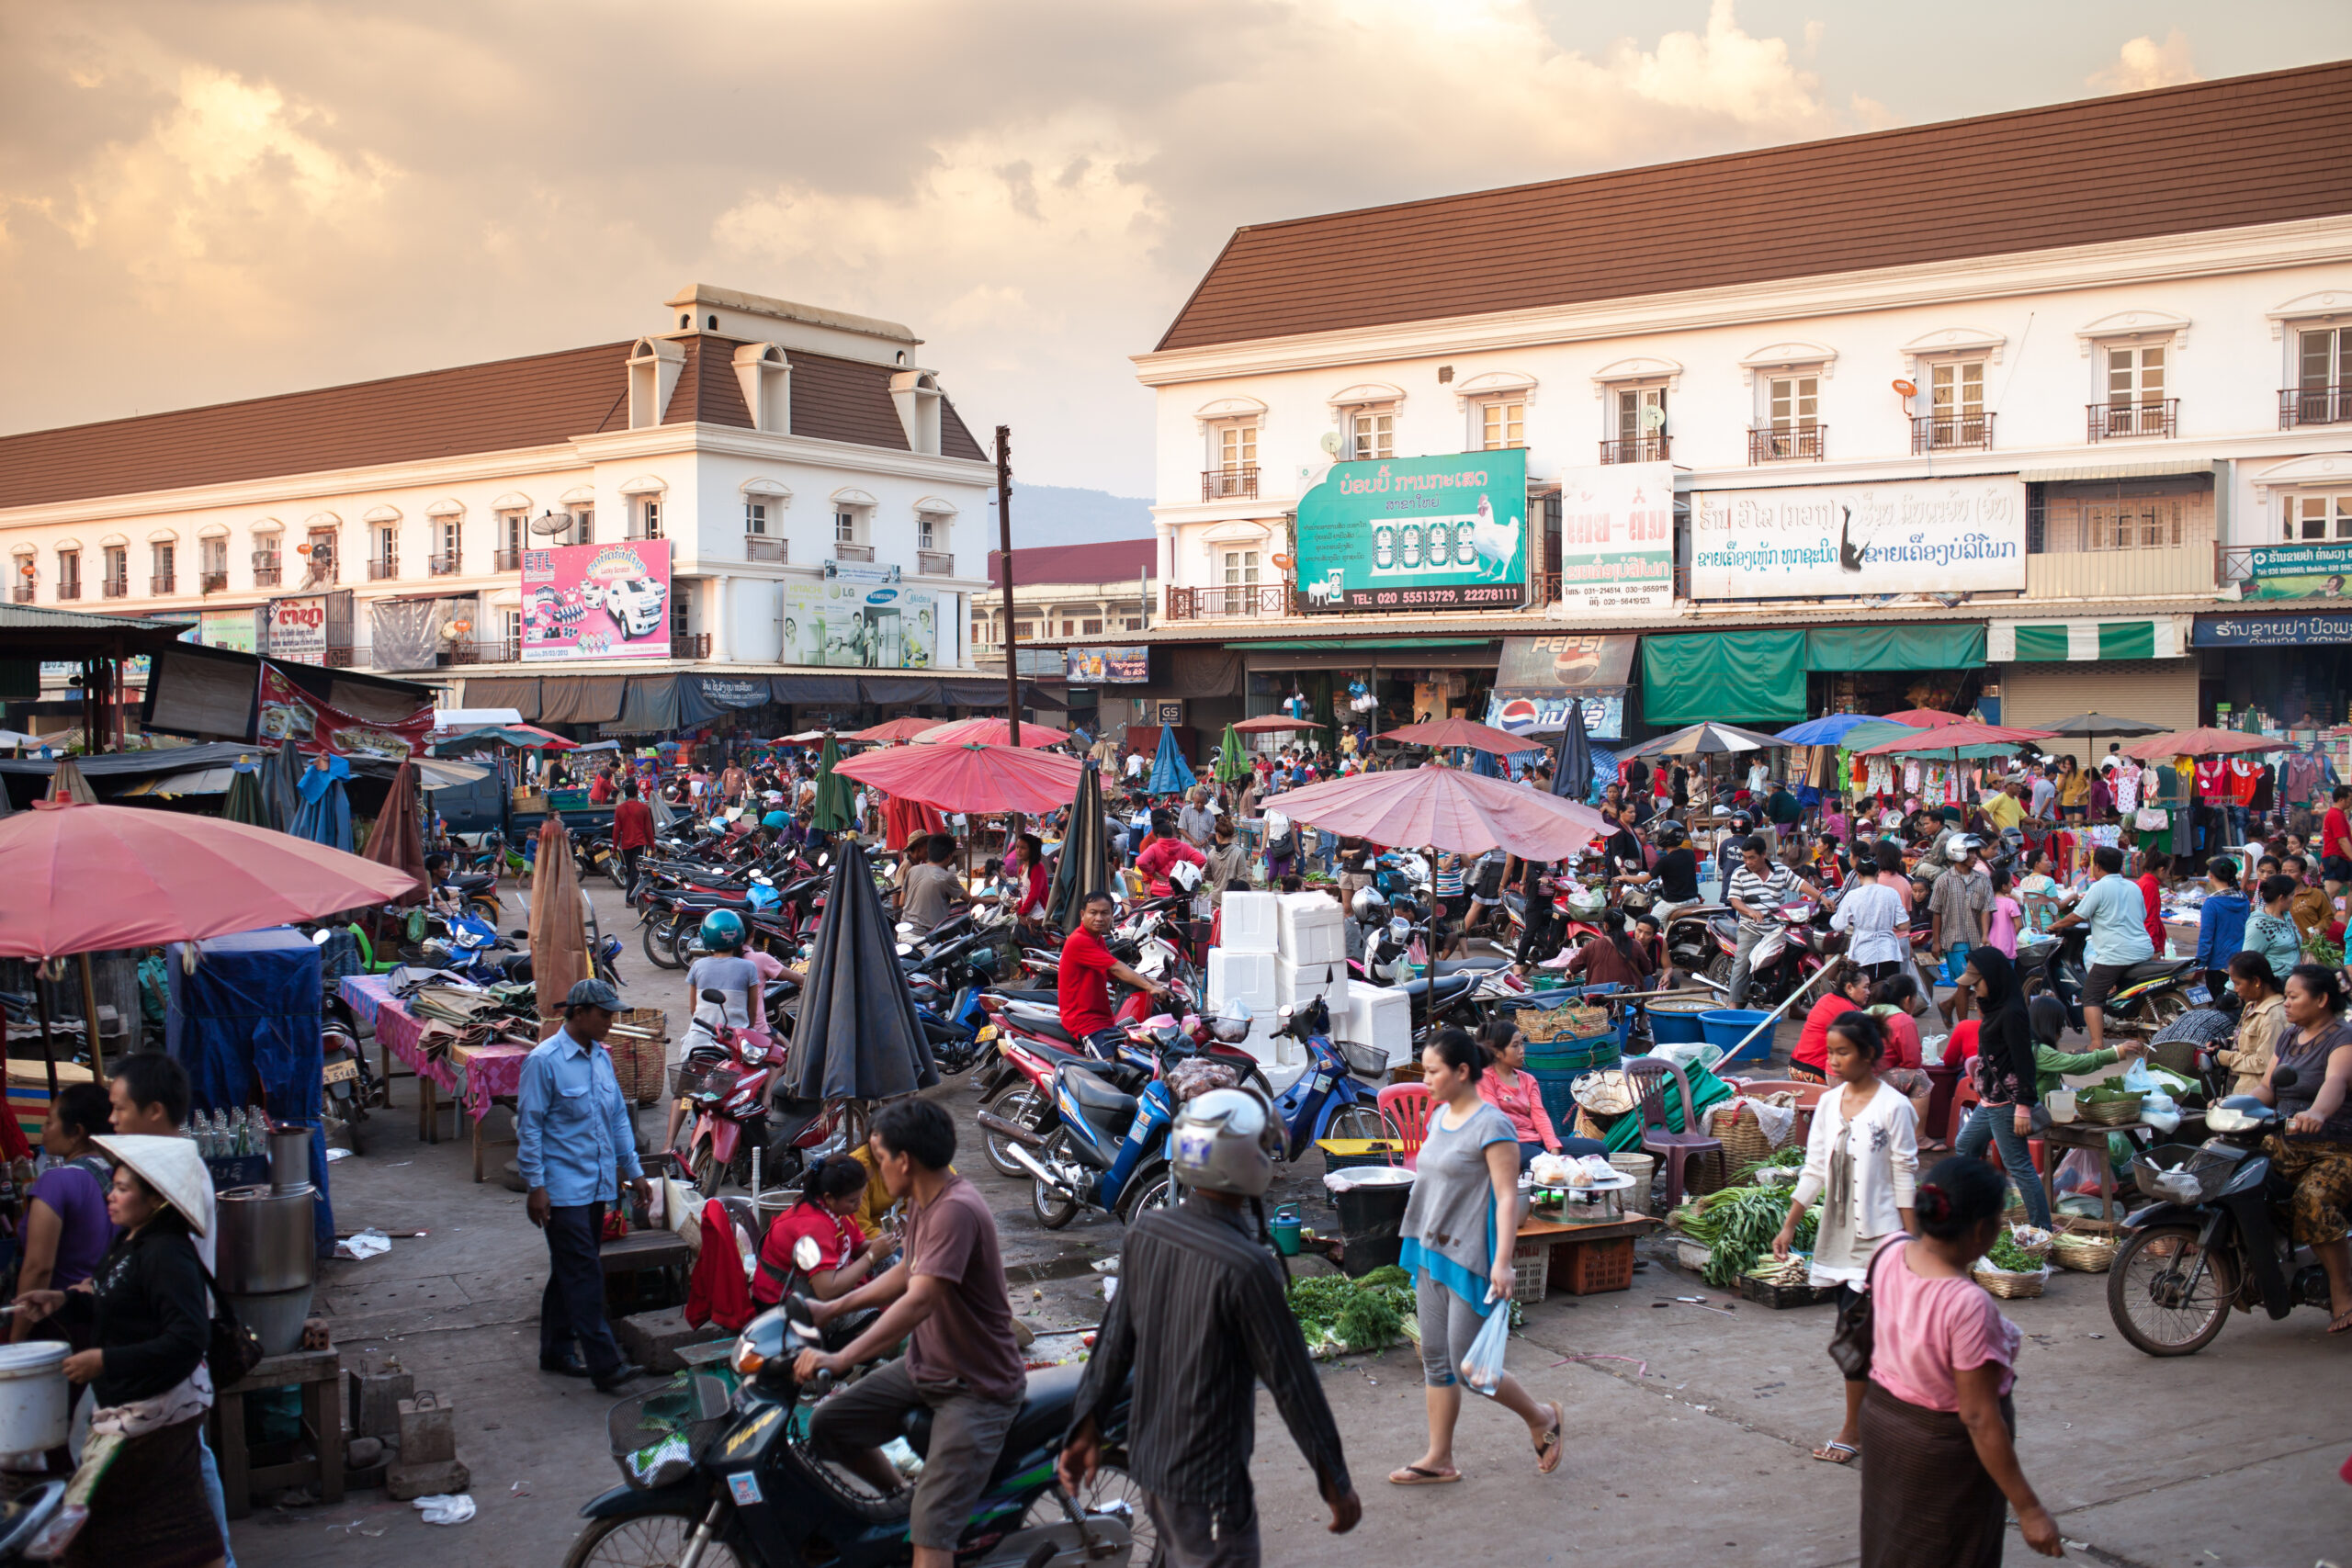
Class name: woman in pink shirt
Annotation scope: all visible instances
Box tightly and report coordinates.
[1475,1021,1604,1167]
[1857,1156,2062,1565]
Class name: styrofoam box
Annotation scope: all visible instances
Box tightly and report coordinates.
[1341,985,1414,1066]
[1274,957,1351,1012]
[1206,948,1278,1012]
[1280,918,1347,969]
[1221,892,1281,954]
[1274,891,1343,948]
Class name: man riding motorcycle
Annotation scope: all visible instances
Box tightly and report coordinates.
[1059,889,1174,1058]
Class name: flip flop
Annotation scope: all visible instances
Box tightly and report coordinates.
[1387,1464,1461,1486]
[2327,1308,2352,1337]
[1812,1440,1860,1465]
[1533,1403,1565,1474]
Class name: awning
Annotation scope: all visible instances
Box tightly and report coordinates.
[1228,637,1495,651]
[769,674,861,705]
[462,676,541,719]
[1641,630,1807,726]
[610,675,680,734]
[536,675,628,725]
[862,677,938,705]
[936,676,1014,705]
[2018,459,2216,484]
[1803,624,1985,671]
[676,674,776,725]
[1988,616,2189,662]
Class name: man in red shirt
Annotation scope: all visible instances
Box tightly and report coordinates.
[587,763,617,805]
[611,781,656,894]
[1058,891,1171,1056]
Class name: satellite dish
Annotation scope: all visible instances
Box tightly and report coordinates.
[1640,404,1667,431]
[1318,431,1343,457]
[1893,379,1917,398]
[528,511,571,536]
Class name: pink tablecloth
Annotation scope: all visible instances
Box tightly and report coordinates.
[340,975,534,1122]
[453,1041,534,1122]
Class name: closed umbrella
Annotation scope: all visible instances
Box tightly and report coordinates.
[1046,761,1110,932]
[834,740,1084,816]
[45,759,96,806]
[786,838,937,1102]
[220,763,268,828]
[527,817,590,1022]
[289,753,354,853]
[1553,700,1591,803]
[357,759,428,908]
[811,733,852,834]
[1148,727,1194,796]
[262,738,303,832]
[1215,723,1249,786]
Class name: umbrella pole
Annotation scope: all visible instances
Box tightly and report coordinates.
[34,981,58,1100]
[77,953,107,1085]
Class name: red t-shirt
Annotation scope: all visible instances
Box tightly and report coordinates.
[2135,872,2165,954]
[751,1204,865,1305]
[589,773,616,804]
[2193,760,2227,800]
[1057,927,1119,1039]
[2325,807,2352,864]
[1950,1019,1982,1066]
[1875,1009,1924,1072]
[612,797,656,852]
[1794,994,1858,1074]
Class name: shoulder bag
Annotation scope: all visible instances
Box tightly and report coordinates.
[197,1258,266,1386]
[1826,1237,1894,1382]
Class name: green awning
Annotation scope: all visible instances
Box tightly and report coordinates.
[1228,637,1494,651]
[1803,624,1985,672]
[1988,617,2183,662]
[1641,630,1807,726]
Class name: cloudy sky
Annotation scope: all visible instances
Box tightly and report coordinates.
[3,1,2348,496]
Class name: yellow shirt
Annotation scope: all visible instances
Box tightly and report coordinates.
[1982,793,2024,832]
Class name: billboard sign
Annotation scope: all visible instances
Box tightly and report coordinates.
[1486,690,1625,744]
[2192,613,2352,648]
[783,576,939,669]
[520,540,673,660]
[1065,647,1148,683]
[1554,464,1676,613]
[264,596,329,663]
[1690,477,2025,600]
[2233,542,2352,603]
[1293,449,1528,613]
[197,609,259,654]
[257,665,433,760]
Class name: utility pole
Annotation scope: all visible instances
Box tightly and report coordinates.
[995,425,1020,748]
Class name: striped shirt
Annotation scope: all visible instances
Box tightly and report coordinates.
[1069,1193,1351,1527]
[1727,862,1800,935]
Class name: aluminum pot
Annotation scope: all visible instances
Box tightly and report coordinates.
[0,1344,70,1455]
[228,1286,313,1358]
[269,1124,314,1192]
[216,1184,315,1296]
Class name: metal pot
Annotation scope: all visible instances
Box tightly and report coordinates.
[227,1286,313,1358]
[269,1124,314,1193]
[216,1184,315,1296]
[0,1344,70,1456]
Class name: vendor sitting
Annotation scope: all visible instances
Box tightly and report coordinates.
[752,1154,890,1307]
[1475,1019,1606,1169]
[2248,963,2352,1335]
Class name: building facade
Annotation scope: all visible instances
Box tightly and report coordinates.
[1106,62,2352,752]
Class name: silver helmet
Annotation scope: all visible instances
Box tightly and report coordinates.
[1351,885,1388,920]
[1170,1087,1280,1198]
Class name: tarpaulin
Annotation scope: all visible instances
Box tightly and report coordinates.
[1640,630,1807,726]
[367,598,444,672]
[1802,624,1985,671]
[260,665,433,760]
[862,677,938,705]
[164,926,334,1252]
[611,676,680,734]
[769,674,861,705]
[461,677,541,719]
[676,674,775,726]
[537,675,628,725]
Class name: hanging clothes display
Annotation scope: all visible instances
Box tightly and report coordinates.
[2112,759,2142,816]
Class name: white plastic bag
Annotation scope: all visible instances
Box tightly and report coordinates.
[2120,1058,2157,1095]
[413,1494,476,1525]
[1457,1293,1511,1396]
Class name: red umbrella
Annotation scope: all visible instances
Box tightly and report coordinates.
[833,742,1083,815]
[1855,721,2054,757]
[1232,714,1328,734]
[911,716,1071,750]
[2118,728,2290,761]
[514,724,578,749]
[1882,708,1970,728]
[1377,717,1540,754]
[0,800,421,959]
[853,716,946,743]
[1272,763,1610,860]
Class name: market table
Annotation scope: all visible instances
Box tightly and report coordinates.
[2040,1117,2154,1226]
[1513,1213,1659,1297]
[451,1035,535,1183]
[339,975,460,1144]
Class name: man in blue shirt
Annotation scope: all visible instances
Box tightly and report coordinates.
[2049,844,2155,1057]
[518,978,650,1391]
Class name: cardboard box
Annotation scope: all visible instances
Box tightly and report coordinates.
[1221,892,1281,954]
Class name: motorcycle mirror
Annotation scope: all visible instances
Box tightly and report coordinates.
[701,987,726,1004]
[511,929,530,940]
[792,1235,823,1273]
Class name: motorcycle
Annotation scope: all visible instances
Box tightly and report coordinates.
[321,1013,376,1155]
[1265,998,1389,1162]
[2105,1066,2338,1355]
[1698,897,1838,1006]
[672,990,838,1195]
[1009,1021,1192,1229]
[2026,925,2201,1032]
[570,1247,1148,1568]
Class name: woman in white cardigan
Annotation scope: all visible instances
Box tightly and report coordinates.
[1771,1009,1920,1467]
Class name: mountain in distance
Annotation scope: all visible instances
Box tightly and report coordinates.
[983,483,1156,549]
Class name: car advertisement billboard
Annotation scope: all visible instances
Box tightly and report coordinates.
[782,567,939,669]
[520,540,672,661]
[1293,449,1529,613]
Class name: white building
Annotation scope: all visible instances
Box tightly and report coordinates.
[1117,61,2352,743]
[0,284,1003,725]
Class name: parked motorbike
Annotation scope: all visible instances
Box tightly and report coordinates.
[1698,897,1838,1006]
[671,990,838,1195]
[2106,1067,2337,1355]
[321,1014,376,1156]
[2026,925,2201,1032]
[1011,1020,1191,1229]
[1265,998,1389,1161]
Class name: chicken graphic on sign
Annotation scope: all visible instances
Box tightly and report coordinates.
[1468,495,1521,582]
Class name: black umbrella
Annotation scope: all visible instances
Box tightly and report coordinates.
[1046,760,1109,931]
[785,838,938,1102]
[1552,700,1590,803]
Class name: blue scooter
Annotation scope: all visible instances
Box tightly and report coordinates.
[1013,1021,1188,1229]
[1267,997,1393,1163]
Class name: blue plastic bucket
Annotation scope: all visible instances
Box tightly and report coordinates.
[1645,996,1714,1045]
[1521,1036,1618,1076]
[1699,1008,1777,1065]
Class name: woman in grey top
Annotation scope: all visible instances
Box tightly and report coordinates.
[1391,1028,1564,1484]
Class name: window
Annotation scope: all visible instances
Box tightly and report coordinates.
[102,545,126,597]
[2109,345,2165,407]
[496,513,526,569]
[1478,400,1524,450]
[306,528,338,582]
[1124,617,1144,631]
[1014,621,1036,641]
[637,500,662,541]
[745,501,767,536]
[1770,375,1818,433]
[435,518,461,574]
[918,513,937,551]
[57,549,79,600]
[199,536,227,591]
[2088,497,2187,551]
[571,508,594,546]
[151,541,175,593]
[2292,327,2352,425]
[500,609,521,659]
[373,524,398,577]
[1346,407,1394,461]
[1082,618,1103,635]
[2293,494,2352,543]
[1221,547,1258,613]
[835,510,858,545]
[1217,422,1257,471]
[1604,387,1668,463]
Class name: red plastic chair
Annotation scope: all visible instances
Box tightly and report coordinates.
[1376,1083,1435,1170]
[1623,1057,1725,1212]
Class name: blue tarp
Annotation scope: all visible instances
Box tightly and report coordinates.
[164,926,333,1254]
[1147,726,1195,795]
[290,752,353,852]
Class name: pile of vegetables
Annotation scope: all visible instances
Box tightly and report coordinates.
[1979,1229,2045,1275]
[1287,1266,1417,1356]
[1673,1185,1817,1288]
[1731,1145,1807,1187]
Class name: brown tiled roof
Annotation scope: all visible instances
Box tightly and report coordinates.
[988,538,1158,588]
[1158,61,2352,352]
[662,337,755,428]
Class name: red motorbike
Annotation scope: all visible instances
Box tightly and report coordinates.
[669,989,839,1196]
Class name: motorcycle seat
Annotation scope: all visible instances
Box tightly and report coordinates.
[2121,957,2194,983]
[1397,972,1479,1005]
[902,1360,1087,1482]
[1003,1002,1080,1045]
[1428,958,1508,977]
[1061,1066,1138,1132]
[447,873,495,895]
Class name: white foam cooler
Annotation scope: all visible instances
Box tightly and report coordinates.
[1206,948,1278,1014]
[1273,957,1350,1013]
[1220,892,1281,954]
[1273,891,1346,967]
[1341,985,1414,1066]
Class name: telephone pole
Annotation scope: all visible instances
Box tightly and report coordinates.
[995,425,1019,748]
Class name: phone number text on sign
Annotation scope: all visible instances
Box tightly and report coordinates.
[1343,583,1526,611]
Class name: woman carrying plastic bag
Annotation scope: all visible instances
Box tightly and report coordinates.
[1388,1028,1564,1485]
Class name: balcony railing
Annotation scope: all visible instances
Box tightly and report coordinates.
[306,561,339,586]
[199,570,229,594]
[744,535,787,564]
[1163,583,1295,620]
[1912,412,1996,454]
[917,550,954,576]
[1748,424,1826,463]
[324,647,358,669]
[428,551,460,577]
[149,574,175,596]
[56,581,79,602]
[2086,399,2177,441]
[448,638,522,665]
[832,543,876,563]
[101,575,127,599]
[9,587,32,604]
[492,547,523,572]
[2280,387,2352,429]
[672,632,711,660]
[2027,545,2215,600]
[368,558,399,581]
[1600,435,1669,465]
[252,556,281,587]
[1202,466,1259,501]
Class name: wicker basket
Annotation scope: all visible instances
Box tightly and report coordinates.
[2049,1230,2118,1272]
[1709,1102,1778,1176]
[1971,1264,2051,1299]
[2007,1224,2056,1262]
[1516,1003,1611,1043]
[605,1009,670,1107]
[2076,1093,2144,1126]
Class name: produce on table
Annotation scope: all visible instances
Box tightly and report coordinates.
[1731,1145,1807,1186]
[1671,1185,1819,1288]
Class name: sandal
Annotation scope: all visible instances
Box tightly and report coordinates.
[1812,1440,1860,1465]
[2327,1308,2352,1337]
[1387,1464,1461,1485]
[1533,1403,1564,1475]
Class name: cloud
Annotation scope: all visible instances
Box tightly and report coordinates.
[2088,30,2200,95]
[0,0,1886,495]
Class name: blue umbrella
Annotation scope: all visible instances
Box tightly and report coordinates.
[289,752,354,852]
[1147,726,1195,795]
[1776,713,1880,746]
[1468,747,1501,778]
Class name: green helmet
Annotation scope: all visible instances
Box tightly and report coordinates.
[699,908,747,953]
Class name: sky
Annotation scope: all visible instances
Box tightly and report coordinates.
[3,2,2349,498]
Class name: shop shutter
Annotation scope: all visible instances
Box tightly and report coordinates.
[1999,659,2197,734]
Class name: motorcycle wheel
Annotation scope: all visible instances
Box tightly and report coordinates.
[1022,1464,1161,1568]
[1119,1165,1175,1224]
[642,918,683,972]
[2141,990,2189,1030]
[338,1095,364,1156]
[1324,1103,1387,1145]
[2107,1223,2235,1356]
[669,923,711,969]
[465,897,500,926]
[563,1509,748,1568]
[692,1145,726,1199]
[1702,953,1736,989]
[983,1085,1048,1179]
[1030,1131,1080,1230]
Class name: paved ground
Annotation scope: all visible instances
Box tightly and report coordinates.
[230,877,2352,1568]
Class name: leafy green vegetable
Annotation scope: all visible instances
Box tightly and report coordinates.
[1731,1145,1807,1186]
[1679,1184,1819,1288]
[1357,1264,1408,1289]
[1983,1231,2042,1273]
[1287,1269,1416,1354]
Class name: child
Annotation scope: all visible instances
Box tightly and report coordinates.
[1983,864,2021,959]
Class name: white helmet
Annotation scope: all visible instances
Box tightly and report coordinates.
[1212,1000,1254,1043]
[1170,1087,1280,1198]
[1170,860,1204,893]
[1351,886,1389,920]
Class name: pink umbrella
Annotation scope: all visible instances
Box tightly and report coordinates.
[911,716,1071,750]
[833,741,1083,815]
[0,799,422,959]
[853,716,946,743]
[1377,717,1539,755]
[1232,714,1328,734]
[1855,721,2055,756]
[2118,728,2290,761]
[1272,762,1610,860]
[1882,708,1971,728]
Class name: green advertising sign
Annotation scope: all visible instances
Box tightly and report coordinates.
[2240,541,2352,602]
[1293,449,1528,614]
